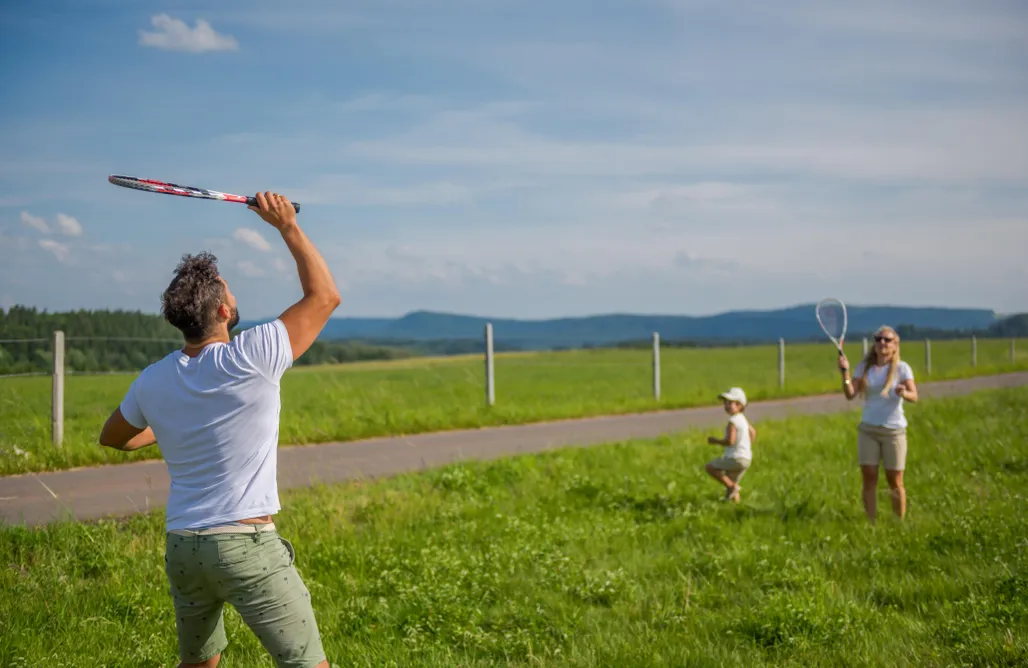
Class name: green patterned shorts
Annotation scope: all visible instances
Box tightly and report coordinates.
[164,528,326,667]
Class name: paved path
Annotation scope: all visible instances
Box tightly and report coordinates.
[2,372,1026,528]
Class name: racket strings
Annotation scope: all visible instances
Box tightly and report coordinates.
[816,300,847,341]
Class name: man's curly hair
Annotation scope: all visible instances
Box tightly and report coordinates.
[161,252,227,342]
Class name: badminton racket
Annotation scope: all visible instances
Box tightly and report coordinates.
[815,297,847,356]
[108,175,300,213]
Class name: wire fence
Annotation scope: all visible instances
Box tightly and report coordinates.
[0,335,182,378]
[0,327,1024,450]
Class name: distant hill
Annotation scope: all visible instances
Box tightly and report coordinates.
[3,304,1019,375]
[267,304,1003,351]
[990,313,1028,337]
[895,312,1028,341]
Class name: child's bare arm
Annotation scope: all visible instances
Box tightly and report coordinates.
[708,422,736,446]
[749,424,757,444]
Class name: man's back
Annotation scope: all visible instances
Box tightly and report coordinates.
[98,192,337,668]
[119,320,293,531]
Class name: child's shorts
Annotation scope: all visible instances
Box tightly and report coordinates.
[707,456,751,479]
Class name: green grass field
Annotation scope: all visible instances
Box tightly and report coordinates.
[1,338,1025,475]
[1,387,1026,666]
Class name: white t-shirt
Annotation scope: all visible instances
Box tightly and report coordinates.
[853,360,914,429]
[119,320,293,531]
[724,413,752,461]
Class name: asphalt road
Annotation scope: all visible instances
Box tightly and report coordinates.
[2,371,1025,528]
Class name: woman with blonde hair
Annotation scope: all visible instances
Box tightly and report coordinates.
[838,325,919,523]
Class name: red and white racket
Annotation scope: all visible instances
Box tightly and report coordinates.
[108,175,301,213]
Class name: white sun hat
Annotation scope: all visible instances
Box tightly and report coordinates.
[718,387,747,406]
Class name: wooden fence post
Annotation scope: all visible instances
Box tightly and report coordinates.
[484,323,495,406]
[652,332,661,401]
[778,338,785,389]
[52,330,64,448]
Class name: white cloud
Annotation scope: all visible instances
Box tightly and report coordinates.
[237,260,266,277]
[55,213,82,237]
[138,14,239,53]
[339,102,1028,183]
[335,91,438,113]
[285,174,474,206]
[740,0,1028,43]
[5,0,1027,318]
[233,228,272,252]
[314,199,1028,303]
[38,239,70,263]
[20,211,49,234]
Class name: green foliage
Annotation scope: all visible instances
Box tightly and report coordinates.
[0,305,181,375]
[291,339,413,366]
[986,313,1028,338]
[0,306,413,374]
[895,312,1028,341]
[1,388,1026,666]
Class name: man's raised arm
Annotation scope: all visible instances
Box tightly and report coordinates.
[249,191,342,361]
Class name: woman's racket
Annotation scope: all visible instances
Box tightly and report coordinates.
[108,175,300,213]
[815,297,847,356]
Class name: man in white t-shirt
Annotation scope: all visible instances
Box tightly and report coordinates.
[705,387,756,503]
[99,191,340,668]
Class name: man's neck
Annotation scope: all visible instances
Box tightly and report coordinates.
[181,332,230,358]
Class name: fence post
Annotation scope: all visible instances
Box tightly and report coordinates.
[925,339,932,376]
[652,332,661,401]
[484,323,495,406]
[971,335,977,368]
[862,337,868,356]
[52,330,65,448]
[778,338,785,389]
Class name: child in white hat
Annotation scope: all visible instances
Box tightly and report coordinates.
[705,387,756,502]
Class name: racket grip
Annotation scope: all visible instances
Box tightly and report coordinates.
[246,196,301,214]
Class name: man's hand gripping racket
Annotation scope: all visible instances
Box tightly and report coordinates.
[248,191,298,231]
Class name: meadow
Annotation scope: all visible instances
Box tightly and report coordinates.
[1,387,1025,666]
[1,337,1026,475]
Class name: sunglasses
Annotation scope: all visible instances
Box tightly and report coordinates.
[874,335,895,343]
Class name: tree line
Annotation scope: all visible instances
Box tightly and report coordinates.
[4,305,1023,376]
[598,314,1028,351]
[0,306,413,375]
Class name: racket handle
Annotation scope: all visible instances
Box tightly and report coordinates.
[246,196,301,214]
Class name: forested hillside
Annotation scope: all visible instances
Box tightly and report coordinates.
[0,306,181,375]
[0,306,409,375]
[314,304,1000,350]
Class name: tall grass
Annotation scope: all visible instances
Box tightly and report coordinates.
[1,387,1025,666]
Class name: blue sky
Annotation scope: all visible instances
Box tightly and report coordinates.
[1,0,1027,320]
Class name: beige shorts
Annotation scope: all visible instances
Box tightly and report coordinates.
[857,423,907,471]
[707,456,751,482]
